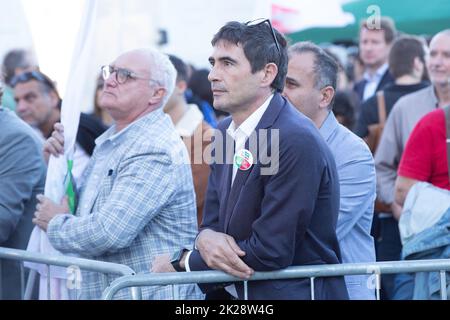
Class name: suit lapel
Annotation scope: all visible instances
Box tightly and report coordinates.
[376,70,393,92]
[223,93,286,232]
[224,139,255,232]
[218,129,235,229]
[354,80,366,101]
[219,162,233,227]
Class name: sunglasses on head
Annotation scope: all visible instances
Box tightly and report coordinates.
[245,18,281,54]
[10,71,56,91]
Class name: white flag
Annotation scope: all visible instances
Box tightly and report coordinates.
[25,0,99,300]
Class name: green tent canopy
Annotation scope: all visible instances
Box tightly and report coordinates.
[287,0,450,45]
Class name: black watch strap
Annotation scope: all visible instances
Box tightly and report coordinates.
[170,249,188,272]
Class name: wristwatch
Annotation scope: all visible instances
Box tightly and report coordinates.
[170,249,188,272]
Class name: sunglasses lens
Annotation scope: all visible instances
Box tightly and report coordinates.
[11,72,35,87]
[101,66,110,80]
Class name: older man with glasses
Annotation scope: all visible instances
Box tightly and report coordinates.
[33,49,203,300]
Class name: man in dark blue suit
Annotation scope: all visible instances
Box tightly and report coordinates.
[353,17,396,103]
[152,20,348,300]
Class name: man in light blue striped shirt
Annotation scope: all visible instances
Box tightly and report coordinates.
[284,42,376,300]
[33,49,203,300]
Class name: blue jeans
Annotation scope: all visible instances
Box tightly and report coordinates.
[392,273,414,300]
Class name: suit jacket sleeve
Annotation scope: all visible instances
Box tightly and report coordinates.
[0,131,44,244]
[197,126,224,232]
[187,158,223,272]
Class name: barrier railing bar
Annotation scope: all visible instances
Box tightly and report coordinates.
[310,277,315,300]
[20,262,25,299]
[0,260,2,300]
[244,281,248,300]
[0,247,135,276]
[102,259,450,300]
[0,247,139,300]
[47,264,51,300]
[24,270,37,300]
[375,273,381,301]
[440,271,447,300]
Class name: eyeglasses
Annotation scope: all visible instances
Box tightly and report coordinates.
[245,18,281,54]
[10,71,56,90]
[101,65,156,85]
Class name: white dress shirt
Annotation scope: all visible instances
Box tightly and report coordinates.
[362,63,388,101]
[226,94,273,185]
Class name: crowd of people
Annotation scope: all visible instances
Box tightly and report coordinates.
[0,16,449,300]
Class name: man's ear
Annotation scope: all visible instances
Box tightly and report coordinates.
[319,86,335,110]
[149,87,167,105]
[261,63,278,88]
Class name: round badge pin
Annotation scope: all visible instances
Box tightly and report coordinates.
[234,149,254,171]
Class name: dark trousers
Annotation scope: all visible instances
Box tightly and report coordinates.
[372,215,403,300]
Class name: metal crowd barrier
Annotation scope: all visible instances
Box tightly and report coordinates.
[102,259,450,300]
[0,247,141,300]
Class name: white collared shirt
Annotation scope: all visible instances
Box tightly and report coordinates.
[362,63,388,101]
[226,94,273,185]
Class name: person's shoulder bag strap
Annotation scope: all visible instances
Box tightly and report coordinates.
[377,91,387,126]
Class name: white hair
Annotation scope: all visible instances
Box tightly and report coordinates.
[148,49,177,108]
[132,48,177,108]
